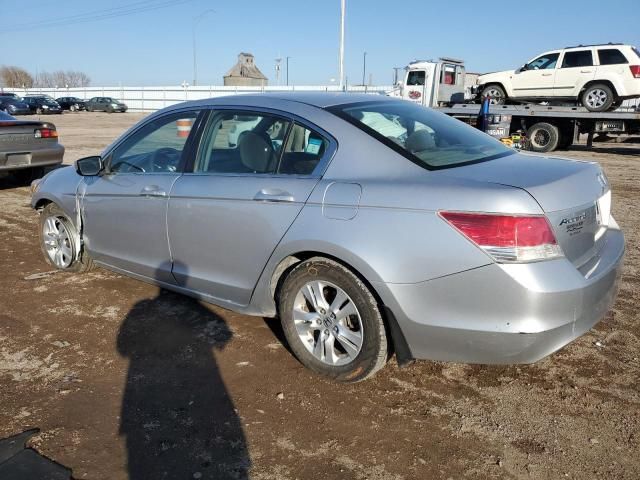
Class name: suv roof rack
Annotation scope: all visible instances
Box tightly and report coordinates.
[564,42,624,49]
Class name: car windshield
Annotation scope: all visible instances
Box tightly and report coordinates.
[330,101,513,169]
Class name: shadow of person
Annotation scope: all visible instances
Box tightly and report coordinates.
[117,262,250,479]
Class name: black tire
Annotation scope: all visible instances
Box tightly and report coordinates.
[35,107,42,115]
[278,257,388,382]
[107,106,114,113]
[12,167,45,185]
[481,84,507,105]
[38,203,94,273]
[581,83,615,112]
[527,122,560,152]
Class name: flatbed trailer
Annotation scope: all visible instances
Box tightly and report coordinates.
[438,103,640,152]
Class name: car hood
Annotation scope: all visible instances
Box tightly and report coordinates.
[478,69,513,82]
[437,152,607,213]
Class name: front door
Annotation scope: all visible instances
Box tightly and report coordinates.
[167,109,331,306]
[510,52,560,99]
[81,109,201,282]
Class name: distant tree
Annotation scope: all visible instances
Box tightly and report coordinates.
[0,65,34,88]
[34,69,91,88]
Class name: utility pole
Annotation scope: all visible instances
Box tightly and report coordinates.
[275,57,282,85]
[362,51,367,86]
[338,0,345,90]
[192,9,215,86]
[286,56,291,86]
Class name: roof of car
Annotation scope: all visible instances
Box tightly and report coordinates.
[183,92,395,110]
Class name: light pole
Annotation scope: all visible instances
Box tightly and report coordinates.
[338,0,345,90]
[192,9,215,86]
[286,56,292,86]
[362,51,367,86]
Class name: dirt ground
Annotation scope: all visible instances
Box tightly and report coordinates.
[0,112,638,480]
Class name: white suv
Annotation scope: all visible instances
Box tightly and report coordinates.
[477,43,640,111]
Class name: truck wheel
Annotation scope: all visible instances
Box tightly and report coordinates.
[582,84,614,112]
[481,85,506,105]
[528,122,560,152]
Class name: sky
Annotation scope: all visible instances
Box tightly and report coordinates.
[1,0,639,87]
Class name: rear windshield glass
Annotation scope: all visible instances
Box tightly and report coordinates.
[329,101,513,169]
[633,47,640,59]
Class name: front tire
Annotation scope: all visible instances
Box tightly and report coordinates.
[481,84,507,105]
[582,84,615,112]
[39,203,94,273]
[278,257,388,382]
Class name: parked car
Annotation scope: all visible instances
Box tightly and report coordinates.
[22,96,63,115]
[477,43,640,112]
[0,111,64,183]
[85,97,127,113]
[56,97,86,111]
[0,96,30,115]
[30,93,624,382]
[0,91,20,99]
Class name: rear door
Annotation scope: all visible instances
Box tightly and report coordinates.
[81,109,201,282]
[167,108,333,306]
[554,49,596,97]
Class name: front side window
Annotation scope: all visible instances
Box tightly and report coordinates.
[598,49,628,65]
[406,71,425,86]
[195,111,291,174]
[526,53,560,70]
[330,101,512,169]
[561,50,593,68]
[109,111,199,174]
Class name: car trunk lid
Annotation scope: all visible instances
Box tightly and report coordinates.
[439,153,610,268]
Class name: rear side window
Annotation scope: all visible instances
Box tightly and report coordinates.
[407,71,425,86]
[562,50,593,68]
[631,47,640,60]
[278,123,329,175]
[195,111,291,174]
[598,49,628,65]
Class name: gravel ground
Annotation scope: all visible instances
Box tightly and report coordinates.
[0,112,638,479]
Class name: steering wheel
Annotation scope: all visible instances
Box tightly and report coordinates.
[149,147,181,172]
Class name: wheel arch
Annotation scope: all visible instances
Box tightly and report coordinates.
[479,81,510,98]
[580,79,619,98]
[268,250,413,365]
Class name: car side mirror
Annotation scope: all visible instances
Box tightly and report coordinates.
[75,156,104,176]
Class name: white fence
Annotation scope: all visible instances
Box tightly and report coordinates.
[9,85,392,112]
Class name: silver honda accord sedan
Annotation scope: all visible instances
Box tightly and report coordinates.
[30,93,624,382]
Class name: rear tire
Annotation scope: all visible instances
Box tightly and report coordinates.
[38,203,94,273]
[582,84,615,112]
[528,122,560,152]
[36,107,42,115]
[481,84,507,105]
[278,257,388,383]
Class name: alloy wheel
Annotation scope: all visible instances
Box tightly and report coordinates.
[585,89,608,109]
[292,280,363,366]
[42,216,74,268]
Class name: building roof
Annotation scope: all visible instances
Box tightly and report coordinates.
[224,53,268,80]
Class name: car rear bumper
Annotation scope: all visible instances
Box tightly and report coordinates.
[377,224,624,364]
[0,143,65,171]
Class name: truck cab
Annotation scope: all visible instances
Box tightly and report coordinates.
[394,58,467,107]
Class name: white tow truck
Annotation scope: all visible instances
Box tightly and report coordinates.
[389,58,640,152]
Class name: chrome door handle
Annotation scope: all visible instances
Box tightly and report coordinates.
[541,73,552,76]
[580,70,593,73]
[140,185,167,197]
[253,189,294,203]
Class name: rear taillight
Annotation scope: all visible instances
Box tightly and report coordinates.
[630,65,640,78]
[439,211,563,263]
[34,127,57,138]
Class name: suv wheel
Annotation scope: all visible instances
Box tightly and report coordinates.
[582,84,614,112]
[481,84,506,105]
[278,257,388,382]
